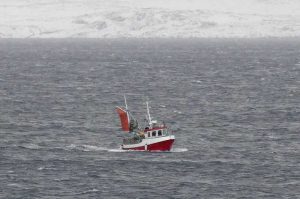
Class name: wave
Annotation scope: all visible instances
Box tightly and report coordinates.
[76,188,99,195]
[19,143,42,150]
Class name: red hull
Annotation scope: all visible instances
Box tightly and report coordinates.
[122,139,175,151]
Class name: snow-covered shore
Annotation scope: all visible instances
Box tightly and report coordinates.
[1,0,300,38]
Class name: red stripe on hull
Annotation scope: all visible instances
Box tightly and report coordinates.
[122,139,175,151]
[148,139,175,151]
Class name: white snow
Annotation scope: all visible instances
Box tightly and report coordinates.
[0,0,300,38]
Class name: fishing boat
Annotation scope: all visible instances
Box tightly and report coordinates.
[116,96,175,151]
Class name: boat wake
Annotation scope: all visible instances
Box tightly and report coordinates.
[16,143,188,153]
[66,144,108,152]
[65,144,188,153]
[170,148,189,153]
[66,144,126,152]
[108,147,188,153]
[107,148,128,152]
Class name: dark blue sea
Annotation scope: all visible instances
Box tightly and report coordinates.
[1,38,300,199]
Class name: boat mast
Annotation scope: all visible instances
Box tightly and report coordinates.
[146,101,153,127]
[124,95,130,129]
[124,95,128,110]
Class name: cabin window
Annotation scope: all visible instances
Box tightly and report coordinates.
[158,130,162,136]
[148,132,150,137]
[152,131,156,137]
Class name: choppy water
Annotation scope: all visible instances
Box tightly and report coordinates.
[1,38,300,199]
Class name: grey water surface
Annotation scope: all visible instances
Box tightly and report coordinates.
[0,39,300,198]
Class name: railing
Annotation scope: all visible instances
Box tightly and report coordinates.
[123,137,143,145]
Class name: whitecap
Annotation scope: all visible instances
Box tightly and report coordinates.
[76,188,100,195]
[37,167,44,170]
[192,80,202,83]
[65,144,77,150]
[173,110,182,114]
[19,143,41,150]
[7,183,22,187]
